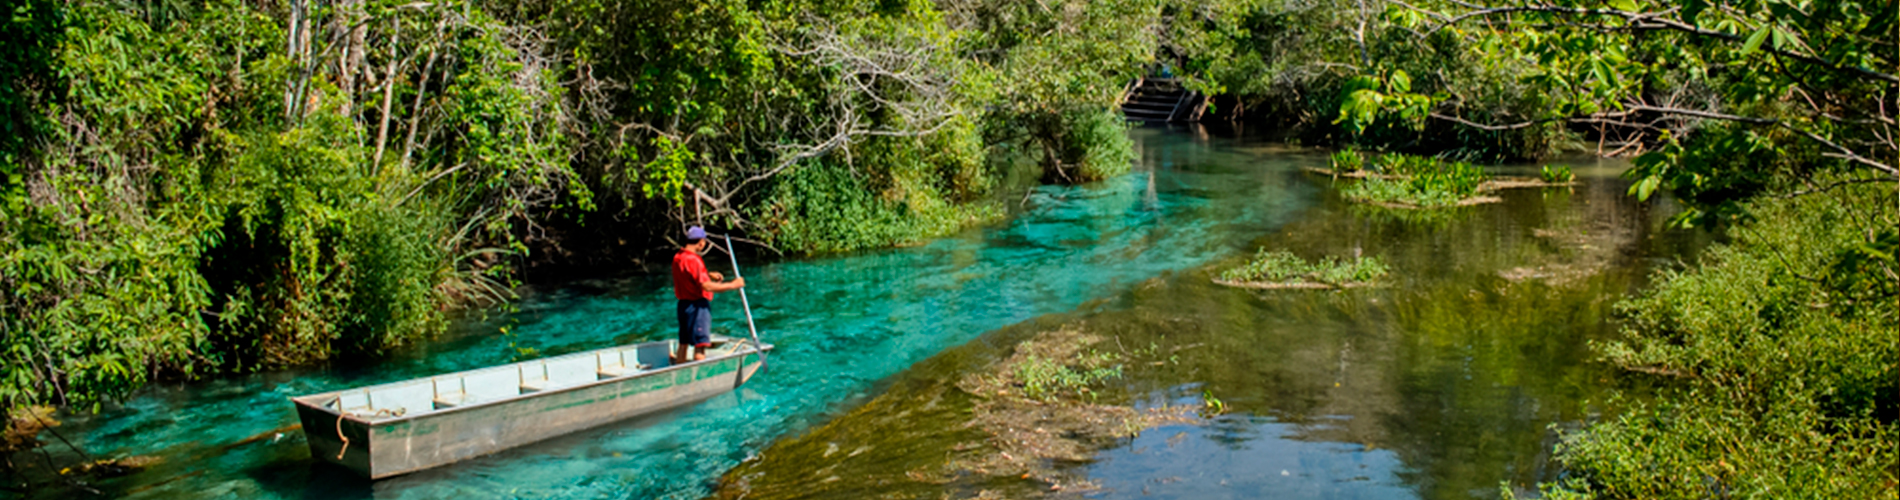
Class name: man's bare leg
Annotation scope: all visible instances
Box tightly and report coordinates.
[673,344,709,363]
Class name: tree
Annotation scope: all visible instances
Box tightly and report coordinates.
[1369,0,1895,223]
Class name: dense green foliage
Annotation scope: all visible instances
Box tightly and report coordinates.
[1219,249,1389,286]
[1158,0,1574,160]
[754,160,1000,253]
[0,0,62,183]
[552,0,1161,248]
[0,0,1170,419]
[1,0,585,414]
[1514,185,1897,499]
[1334,0,1895,225]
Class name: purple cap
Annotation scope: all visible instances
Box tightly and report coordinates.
[686,225,707,240]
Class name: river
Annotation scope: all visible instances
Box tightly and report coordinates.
[29,127,1705,499]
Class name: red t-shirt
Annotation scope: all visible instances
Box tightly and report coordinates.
[672,249,713,300]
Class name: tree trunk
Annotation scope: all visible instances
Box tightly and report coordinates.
[284,0,305,122]
[372,18,400,169]
[338,0,368,117]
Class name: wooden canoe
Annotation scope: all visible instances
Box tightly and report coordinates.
[289,335,771,479]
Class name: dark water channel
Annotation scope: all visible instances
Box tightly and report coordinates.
[28,127,1703,500]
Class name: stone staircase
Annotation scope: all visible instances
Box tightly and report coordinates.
[1119,78,1199,123]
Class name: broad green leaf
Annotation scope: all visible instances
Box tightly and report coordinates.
[1741,26,1770,55]
[1631,175,1661,200]
[1591,59,1617,88]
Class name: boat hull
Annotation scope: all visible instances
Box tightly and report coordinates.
[293,349,764,479]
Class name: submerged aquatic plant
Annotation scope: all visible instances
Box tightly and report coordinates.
[1219,249,1388,286]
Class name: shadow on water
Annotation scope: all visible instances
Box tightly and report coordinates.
[710,131,1713,499]
[29,127,1341,499]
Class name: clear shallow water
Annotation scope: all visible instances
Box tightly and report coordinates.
[38,127,1314,499]
[710,128,1710,499]
[1086,416,1414,499]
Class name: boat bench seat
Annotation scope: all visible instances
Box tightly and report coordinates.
[596,363,650,380]
[430,368,521,409]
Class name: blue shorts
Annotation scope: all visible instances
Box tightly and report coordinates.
[677,299,712,348]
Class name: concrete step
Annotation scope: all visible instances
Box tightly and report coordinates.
[1122,101,1178,111]
[1122,109,1173,120]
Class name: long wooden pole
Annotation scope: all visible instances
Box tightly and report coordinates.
[724,235,766,372]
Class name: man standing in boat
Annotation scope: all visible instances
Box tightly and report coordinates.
[673,225,745,363]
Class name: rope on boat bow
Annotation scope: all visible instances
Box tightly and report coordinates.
[335,407,399,460]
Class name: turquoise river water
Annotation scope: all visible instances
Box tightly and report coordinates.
[21,127,1704,499]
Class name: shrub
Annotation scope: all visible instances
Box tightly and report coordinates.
[1525,185,1897,499]
[752,159,1001,254]
[998,108,1136,184]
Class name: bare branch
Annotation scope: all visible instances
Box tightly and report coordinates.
[1431,103,1898,177]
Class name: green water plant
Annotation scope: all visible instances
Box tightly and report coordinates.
[1200,389,1226,417]
[1219,249,1388,287]
[1341,178,1465,209]
[1540,165,1574,184]
[1372,153,1434,176]
[1016,350,1122,402]
[1341,153,1491,208]
[1329,147,1363,173]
